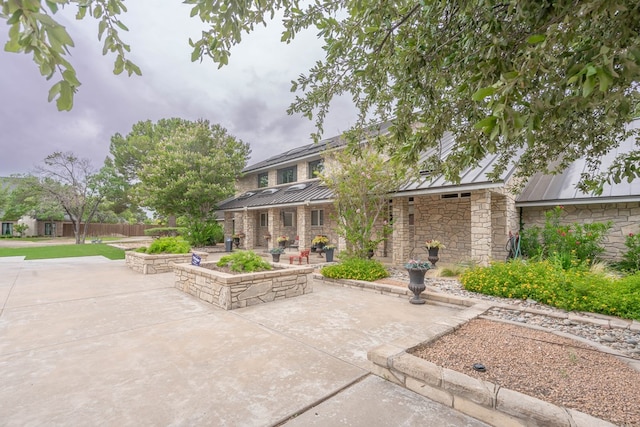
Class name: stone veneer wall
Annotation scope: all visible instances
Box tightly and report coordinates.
[125,251,208,274]
[520,202,640,260]
[173,262,314,310]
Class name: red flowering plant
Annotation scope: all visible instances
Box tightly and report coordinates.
[619,231,640,272]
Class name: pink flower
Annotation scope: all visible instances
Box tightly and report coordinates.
[630,233,635,237]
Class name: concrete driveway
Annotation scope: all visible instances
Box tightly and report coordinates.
[0,256,488,427]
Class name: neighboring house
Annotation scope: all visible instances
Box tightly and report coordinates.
[217,121,640,266]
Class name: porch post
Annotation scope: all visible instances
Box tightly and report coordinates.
[471,190,492,266]
[392,197,410,265]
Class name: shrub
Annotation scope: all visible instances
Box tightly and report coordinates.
[460,260,640,320]
[216,250,272,273]
[183,220,223,247]
[619,232,640,273]
[135,247,147,253]
[519,206,611,268]
[145,237,191,254]
[144,227,182,237]
[320,257,389,281]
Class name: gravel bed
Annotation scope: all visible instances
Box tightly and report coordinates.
[385,267,640,360]
[410,318,640,426]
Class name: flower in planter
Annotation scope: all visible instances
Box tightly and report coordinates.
[312,235,329,245]
[232,232,246,239]
[324,244,336,250]
[404,259,432,270]
[276,236,289,243]
[269,247,285,254]
[425,239,445,249]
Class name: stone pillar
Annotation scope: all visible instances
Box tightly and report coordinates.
[392,197,411,266]
[471,190,492,266]
[243,209,256,249]
[224,212,234,238]
[297,205,311,250]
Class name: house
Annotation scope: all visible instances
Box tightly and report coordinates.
[217,121,640,266]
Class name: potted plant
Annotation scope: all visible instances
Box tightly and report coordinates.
[276,235,288,248]
[404,259,432,304]
[232,233,245,249]
[424,239,445,266]
[323,244,336,262]
[269,247,285,262]
[312,235,329,255]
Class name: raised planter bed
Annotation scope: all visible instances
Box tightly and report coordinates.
[125,251,208,274]
[173,261,314,310]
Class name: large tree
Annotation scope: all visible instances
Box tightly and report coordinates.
[34,152,105,244]
[136,119,250,226]
[1,175,65,222]
[3,1,639,191]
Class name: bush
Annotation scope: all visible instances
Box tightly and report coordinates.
[145,237,191,254]
[216,250,272,273]
[320,258,389,282]
[183,220,223,247]
[135,247,147,253]
[618,232,640,273]
[520,206,611,268]
[460,260,640,320]
[144,227,182,237]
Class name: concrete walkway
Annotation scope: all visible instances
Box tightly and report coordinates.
[0,255,488,427]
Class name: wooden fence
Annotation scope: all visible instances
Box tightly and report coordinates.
[62,223,156,238]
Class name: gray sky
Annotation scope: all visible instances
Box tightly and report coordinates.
[0,2,357,177]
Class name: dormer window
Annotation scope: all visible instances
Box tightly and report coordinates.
[308,159,324,178]
[257,172,268,188]
[277,166,297,184]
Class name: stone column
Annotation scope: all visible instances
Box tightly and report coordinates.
[243,209,256,249]
[224,212,234,238]
[392,197,411,265]
[297,205,310,250]
[471,190,492,266]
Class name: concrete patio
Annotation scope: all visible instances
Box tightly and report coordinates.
[0,254,488,426]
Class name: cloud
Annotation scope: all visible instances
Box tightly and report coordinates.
[0,2,358,177]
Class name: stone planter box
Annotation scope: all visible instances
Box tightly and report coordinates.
[125,251,208,275]
[173,261,314,310]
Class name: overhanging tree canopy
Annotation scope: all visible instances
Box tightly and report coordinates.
[3,0,639,191]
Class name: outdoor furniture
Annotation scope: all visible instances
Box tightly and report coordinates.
[288,236,300,252]
[289,249,310,264]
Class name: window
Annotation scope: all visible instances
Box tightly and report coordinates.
[311,209,324,226]
[277,166,297,184]
[283,212,294,227]
[44,223,54,236]
[308,159,324,178]
[1,223,13,236]
[257,172,268,188]
[260,213,268,227]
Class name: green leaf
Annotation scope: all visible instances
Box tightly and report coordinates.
[583,75,595,97]
[472,86,496,101]
[526,34,546,44]
[56,80,73,111]
[47,81,62,102]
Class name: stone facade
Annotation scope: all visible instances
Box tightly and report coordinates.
[173,261,314,310]
[520,202,640,260]
[125,251,208,274]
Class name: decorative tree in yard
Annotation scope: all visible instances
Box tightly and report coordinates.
[136,119,250,246]
[319,141,408,258]
[34,152,105,244]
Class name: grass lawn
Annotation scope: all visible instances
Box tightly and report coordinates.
[0,244,125,260]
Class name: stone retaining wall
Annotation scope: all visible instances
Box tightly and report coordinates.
[173,261,314,310]
[125,251,208,274]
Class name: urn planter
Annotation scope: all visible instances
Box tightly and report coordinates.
[406,268,427,304]
[427,248,440,267]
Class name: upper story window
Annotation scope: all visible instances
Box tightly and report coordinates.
[308,159,324,179]
[257,172,268,188]
[277,166,297,184]
[311,209,324,226]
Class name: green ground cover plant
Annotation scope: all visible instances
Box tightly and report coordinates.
[0,244,125,260]
[138,237,191,254]
[321,257,389,282]
[460,260,640,321]
[216,251,272,273]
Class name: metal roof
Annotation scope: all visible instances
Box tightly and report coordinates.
[517,120,640,206]
[242,122,393,173]
[395,132,517,195]
[218,180,334,211]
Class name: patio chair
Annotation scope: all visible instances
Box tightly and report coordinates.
[288,236,300,252]
[289,249,310,265]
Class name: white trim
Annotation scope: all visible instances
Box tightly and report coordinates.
[516,196,640,208]
[392,182,505,198]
